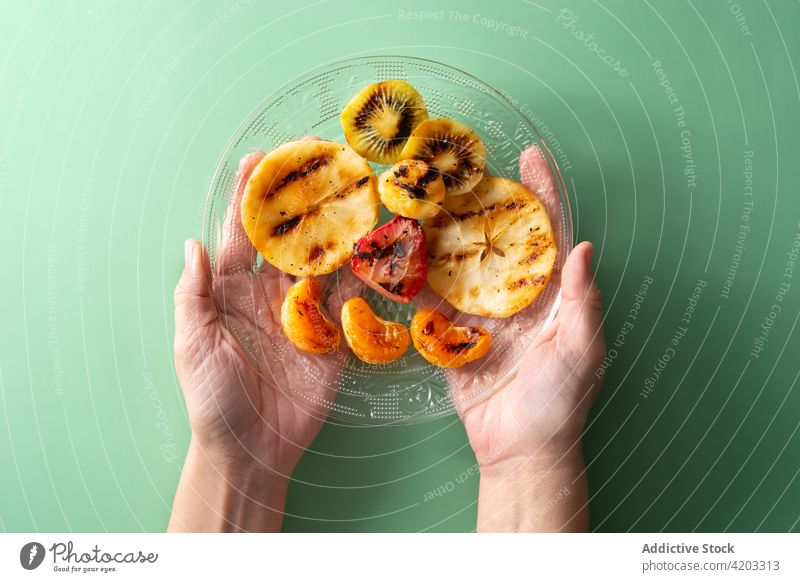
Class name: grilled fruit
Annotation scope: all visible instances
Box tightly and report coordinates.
[425,177,556,318]
[280,277,340,354]
[341,80,428,164]
[410,308,491,368]
[241,140,379,277]
[341,297,410,364]
[378,159,446,220]
[350,216,427,303]
[399,118,486,196]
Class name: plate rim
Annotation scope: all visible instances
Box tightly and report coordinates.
[202,54,574,425]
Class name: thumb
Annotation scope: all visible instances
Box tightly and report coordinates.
[556,241,604,356]
[174,240,217,359]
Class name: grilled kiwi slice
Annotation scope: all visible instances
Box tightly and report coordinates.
[424,177,556,318]
[399,118,486,196]
[241,139,379,277]
[340,80,428,164]
[378,159,446,220]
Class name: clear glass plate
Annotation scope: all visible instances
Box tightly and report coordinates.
[203,56,572,425]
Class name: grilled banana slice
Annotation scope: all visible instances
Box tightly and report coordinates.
[341,297,410,364]
[424,177,556,318]
[341,80,428,164]
[378,159,446,220]
[241,140,379,277]
[399,118,485,196]
[281,277,340,354]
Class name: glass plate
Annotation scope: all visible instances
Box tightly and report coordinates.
[203,56,572,425]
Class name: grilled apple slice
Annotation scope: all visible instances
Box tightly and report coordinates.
[424,177,556,318]
[341,297,410,364]
[241,139,379,276]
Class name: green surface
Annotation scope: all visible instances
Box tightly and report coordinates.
[1,0,798,532]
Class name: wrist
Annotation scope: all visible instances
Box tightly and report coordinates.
[189,436,297,479]
[168,440,291,532]
[478,439,585,479]
[477,443,588,532]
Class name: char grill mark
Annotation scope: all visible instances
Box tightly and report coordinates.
[308,245,324,262]
[393,180,427,199]
[335,175,370,199]
[509,275,545,289]
[379,280,404,295]
[273,215,301,236]
[271,155,331,195]
[446,341,477,353]
[354,239,405,263]
[391,167,438,199]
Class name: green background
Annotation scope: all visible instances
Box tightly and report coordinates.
[1,0,798,532]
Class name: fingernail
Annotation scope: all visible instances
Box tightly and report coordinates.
[184,240,195,270]
[584,243,594,272]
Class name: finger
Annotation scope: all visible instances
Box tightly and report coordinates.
[174,240,218,373]
[323,268,362,326]
[510,147,570,360]
[217,150,265,276]
[556,241,604,356]
[519,144,562,240]
[257,267,301,328]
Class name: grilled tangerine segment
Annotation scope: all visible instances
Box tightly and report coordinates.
[410,308,491,368]
[340,298,410,364]
[280,277,340,354]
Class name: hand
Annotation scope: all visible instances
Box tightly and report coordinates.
[169,151,354,532]
[459,241,605,467]
[455,146,606,531]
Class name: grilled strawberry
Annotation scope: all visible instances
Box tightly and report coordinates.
[350,216,427,303]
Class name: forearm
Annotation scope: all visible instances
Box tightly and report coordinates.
[168,440,290,532]
[477,446,589,532]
